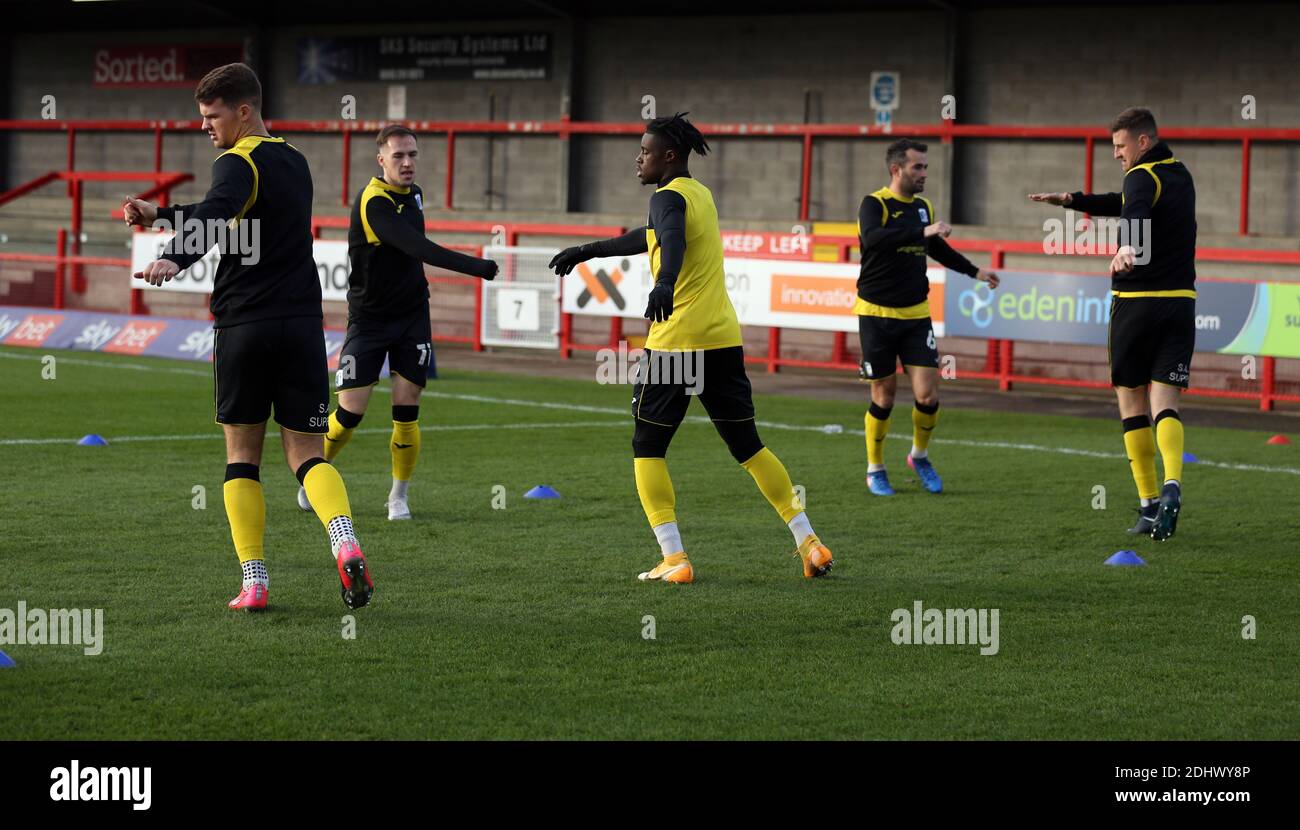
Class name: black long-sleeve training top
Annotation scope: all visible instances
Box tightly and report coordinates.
[857,187,979,310]
[1069,141,1196,295]
[158,135,322,327]
[347,176,496,321]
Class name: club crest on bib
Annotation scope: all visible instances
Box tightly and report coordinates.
[919,208,929,223]
[415,193,423,210]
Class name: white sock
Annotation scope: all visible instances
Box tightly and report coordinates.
[787,512,814,546]
[652,522,684,557]
[1164,479,1180,488]
[389,478,410,501]
[241,559,268,589]
[910,446,927,459]
[327,515,358,559]
[868,463,886,473]
[1140,498,1155,508]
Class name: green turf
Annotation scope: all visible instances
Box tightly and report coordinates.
[0,344,1296,740]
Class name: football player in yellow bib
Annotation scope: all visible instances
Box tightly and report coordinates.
[550,113,832,584]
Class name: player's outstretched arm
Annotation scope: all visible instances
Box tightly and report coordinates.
[1029,190,1122,216]
[548,226,649,276]
[365,195,498,280]
[643,190,686,323]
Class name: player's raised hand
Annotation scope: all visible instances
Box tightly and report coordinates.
[1109,245,1136,276]
[923,221,952,239]
[478,258,499,281]
[644,280,674,323]
[976,270,1000,289]
[122,196,158,227]
[1028,192,1073,207]
[133,258,180,286]
[548,245,591,277]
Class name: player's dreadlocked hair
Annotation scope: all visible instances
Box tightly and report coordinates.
[646,112,710,158]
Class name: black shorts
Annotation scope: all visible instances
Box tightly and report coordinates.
[213,316,330,433]
[857,314,939,381]
[1109,296,1196,388]
[335,308,432,392]
[632,346,756,427]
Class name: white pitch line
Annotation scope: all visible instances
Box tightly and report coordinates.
[0,420,626,446]
[4,348,1298,476]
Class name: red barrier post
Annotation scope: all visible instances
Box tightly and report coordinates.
[66,127,76,197]
[1084,135,1094,196]
[767,326,781,373]
[998,338,1014,391]
[560,311,572,359]
[342,129,351,207]
[71,178,84,293]
[1260,356,1275,411]
[445,131,456,210]
[1240,137,1251,236]
[54,228,66,309]
[799,132,813,222]
[608,316,623,350]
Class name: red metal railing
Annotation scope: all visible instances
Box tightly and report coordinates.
[2,119,1296,229]
[3,222,1297,409]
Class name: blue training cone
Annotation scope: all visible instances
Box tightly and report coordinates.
[524,485,561,500]
[1183,451,1198,463]
[0,651,15,668]
[1105,549,1147,567]
[77,434,108,446]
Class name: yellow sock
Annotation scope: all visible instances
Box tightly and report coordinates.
[740,447,801,523]
[1122,417,1159,501]
[303,461,352,525]
[865,404,892,467]
[911,401,939,454]
[1155,410,1184,484]
[634,458,677,527]
[391,419,420,482]
[324,409,357,463]
[223,476,265,564]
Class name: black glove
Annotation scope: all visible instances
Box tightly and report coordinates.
[644,280,674,323]
[479,259,498,281]
[548,244,591,277]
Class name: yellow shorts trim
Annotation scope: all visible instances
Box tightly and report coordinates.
[854,298,931,319]
[1111,289,1197,299]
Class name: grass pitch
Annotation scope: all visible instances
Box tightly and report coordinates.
[0,344,1296,740]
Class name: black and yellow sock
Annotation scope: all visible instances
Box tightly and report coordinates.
[297,457,353,526]
[324,406,363,463]
[865,402,893,468]
[911,400,939,456]
[1122,415,1159,503]
[1154,409,1184,485]
[634,457,677,527]
[223,463,265,565]
[390,404,420,483]
[741,447,802,523]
